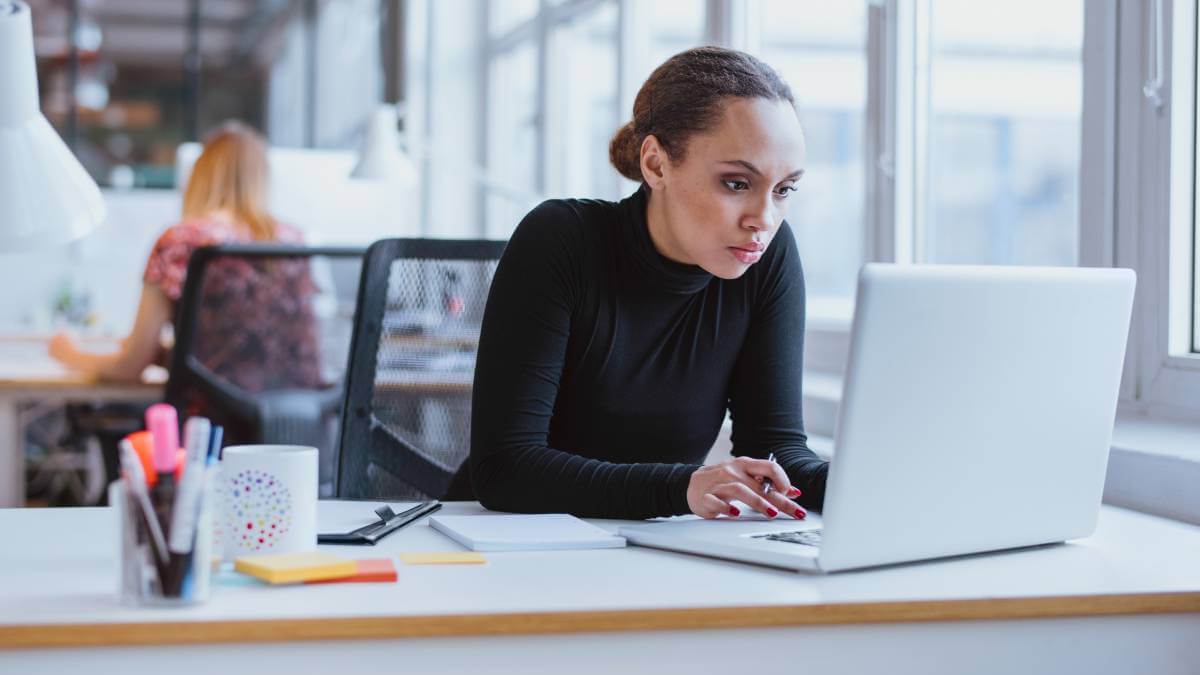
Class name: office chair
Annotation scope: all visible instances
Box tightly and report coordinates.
[335,238,505,501]
[165,244,363,496]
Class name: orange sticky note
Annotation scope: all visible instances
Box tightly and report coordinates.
[307,558,397,584]
[235,551,357,584]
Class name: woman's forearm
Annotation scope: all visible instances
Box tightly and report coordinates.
[59,344,147,382]
[471,444,700,519]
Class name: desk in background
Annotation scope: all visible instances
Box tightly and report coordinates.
[0,335,163,507]
[0,501,1198,674]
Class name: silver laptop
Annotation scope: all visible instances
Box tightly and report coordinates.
[619,264,1136,573]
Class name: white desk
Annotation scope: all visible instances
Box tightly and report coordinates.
[1,501,1198,674]
[0,335,164,507]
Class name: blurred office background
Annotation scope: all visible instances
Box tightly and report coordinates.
[11,0,1200,520]
[9,0,1083,339]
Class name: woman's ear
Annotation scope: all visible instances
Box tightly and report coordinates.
[640,135,667,188]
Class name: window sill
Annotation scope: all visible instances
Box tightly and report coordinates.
[798,374,1200,526]
[1104,412,1200,526]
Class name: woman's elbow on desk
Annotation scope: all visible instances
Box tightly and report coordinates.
[469,449,543,514]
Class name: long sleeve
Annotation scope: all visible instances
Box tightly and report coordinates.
[726,223,830,511]
[469,202,698,519]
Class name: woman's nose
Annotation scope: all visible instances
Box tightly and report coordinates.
[742,202,774,232]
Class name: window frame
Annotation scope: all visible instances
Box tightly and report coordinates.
[798,0,1200,428]
[1118,0,1200,421]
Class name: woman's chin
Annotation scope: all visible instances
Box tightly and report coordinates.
[702,260,752,280]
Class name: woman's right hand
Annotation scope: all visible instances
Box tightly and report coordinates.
[686,456,806,520]
[47,331,81,368]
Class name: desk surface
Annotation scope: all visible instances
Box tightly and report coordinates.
[1,501,1199,649]
[0,335,165,390]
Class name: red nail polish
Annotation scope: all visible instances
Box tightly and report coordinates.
[794,508,806,519]
[787,487,802,498]
[729,506,740,517]
[766,507,778,518]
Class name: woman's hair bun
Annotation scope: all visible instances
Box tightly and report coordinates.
[608,121,643,182]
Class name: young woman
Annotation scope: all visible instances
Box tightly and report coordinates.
[470,47,828,521]
[49,121,310,385]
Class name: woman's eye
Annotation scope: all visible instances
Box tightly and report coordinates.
[774,185,797,198]
[723,179,750,192]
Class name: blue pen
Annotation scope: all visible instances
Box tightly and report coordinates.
[181,424,223,599]
[208,425,224,462]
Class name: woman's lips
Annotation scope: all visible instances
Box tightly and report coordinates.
[728,246,763,264]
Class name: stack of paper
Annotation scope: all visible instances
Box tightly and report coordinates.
[428,514,626,552]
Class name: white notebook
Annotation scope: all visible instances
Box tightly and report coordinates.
[428,514,627,552]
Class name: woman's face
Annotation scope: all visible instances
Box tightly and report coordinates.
[642,97,807,279]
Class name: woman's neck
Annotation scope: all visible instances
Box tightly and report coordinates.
[643,187,693,265]
[202,208,236,223]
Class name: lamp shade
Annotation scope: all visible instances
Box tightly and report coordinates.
[0,1,104,251]
[350,104,418,184]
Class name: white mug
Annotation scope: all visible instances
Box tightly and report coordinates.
[218,445,318,560]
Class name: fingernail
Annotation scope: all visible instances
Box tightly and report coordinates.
[766,507,778,518]
[794,508,806,519]
[787,487,802,498]
[729,506,740,517]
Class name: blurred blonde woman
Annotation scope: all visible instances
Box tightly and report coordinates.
[50,121,304,381]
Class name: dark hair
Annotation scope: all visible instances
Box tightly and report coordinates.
[608,46,795,182]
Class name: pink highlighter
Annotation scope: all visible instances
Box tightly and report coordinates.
[145,403,180,539]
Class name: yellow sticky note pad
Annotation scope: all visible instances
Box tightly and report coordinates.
[399,552,487,565]
[235,551,357,585]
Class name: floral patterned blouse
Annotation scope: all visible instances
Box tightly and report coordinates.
[142,217,324,394]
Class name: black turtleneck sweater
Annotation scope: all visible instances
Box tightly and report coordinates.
[470,187,829,520]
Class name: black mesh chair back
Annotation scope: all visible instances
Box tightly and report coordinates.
[165,244,364,496]
[335,238,505,501]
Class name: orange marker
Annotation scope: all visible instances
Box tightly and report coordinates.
[126,430,157,487]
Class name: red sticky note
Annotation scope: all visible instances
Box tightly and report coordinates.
[306,558,397,584]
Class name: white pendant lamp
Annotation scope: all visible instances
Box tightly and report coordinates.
[0,1,105,251]
[350,103,418,185]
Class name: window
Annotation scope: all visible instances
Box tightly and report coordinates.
[546,2,620,201]
[398,0,1198,421]
[921,0,1083,267]
[755,0,868,304]
[1105,0,1200,420]
[649,0,707,70]
[481,0,624,238]
[1193,0,1200,355]
[486,41,539,238]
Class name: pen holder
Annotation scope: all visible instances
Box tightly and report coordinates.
[111,480,216,607]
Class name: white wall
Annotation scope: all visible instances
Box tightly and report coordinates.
[0,189,178,335]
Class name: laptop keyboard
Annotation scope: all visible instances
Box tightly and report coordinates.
[751,529,823,547]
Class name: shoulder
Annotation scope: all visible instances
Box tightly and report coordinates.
[143,219,230,301]
[762,220,802,275]
[151,218,228,250]
[507,198,613,257]
[272,221,305,244]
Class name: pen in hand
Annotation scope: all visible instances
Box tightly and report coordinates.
[761,452,777,495]
[762,452,807,520]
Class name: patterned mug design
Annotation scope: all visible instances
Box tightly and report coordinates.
[225,469,294,552]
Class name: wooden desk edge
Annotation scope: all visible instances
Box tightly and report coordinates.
[3,591,1199,650]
